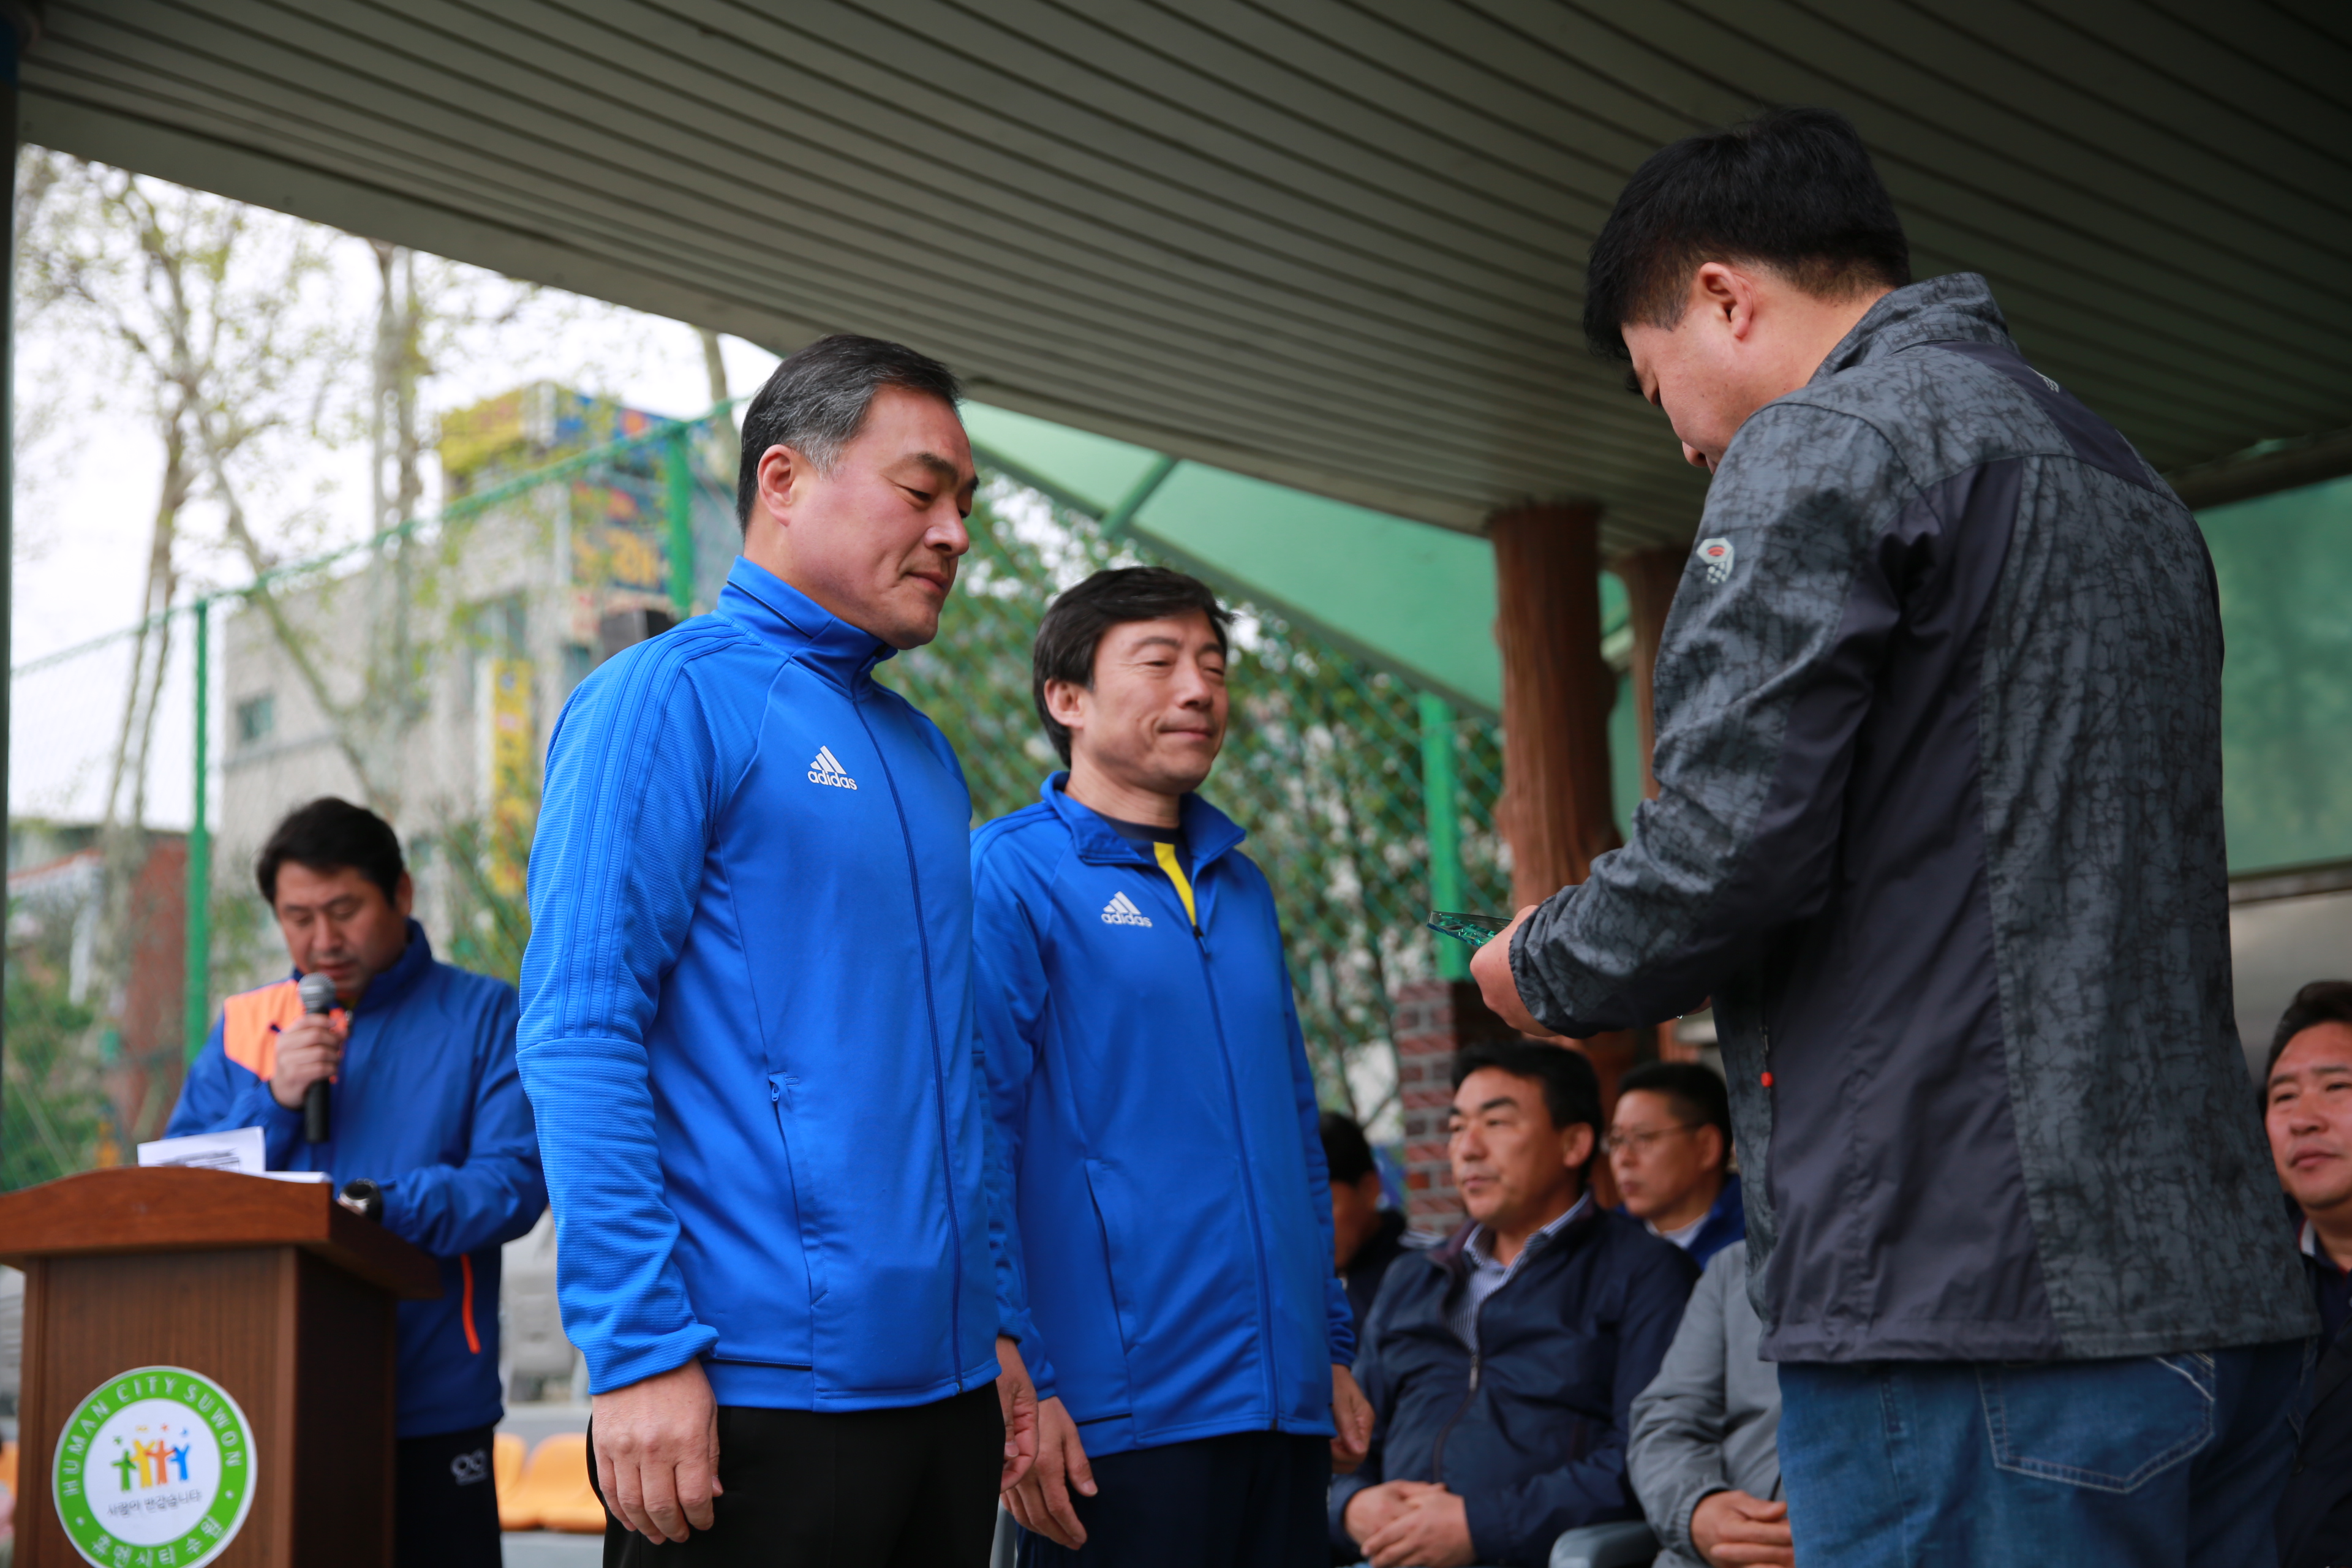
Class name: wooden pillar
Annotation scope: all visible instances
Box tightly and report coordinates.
[1610,546,1687,803]
[1611,546,1694,1061]
[1611,546,1697,1061]
[1490,504,1620,907]
[1487,503,1637,1131]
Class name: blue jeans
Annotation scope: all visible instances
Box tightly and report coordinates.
[1778,1343,2301,1567]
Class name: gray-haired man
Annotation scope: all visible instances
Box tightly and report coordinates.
[521,335,1036,1566]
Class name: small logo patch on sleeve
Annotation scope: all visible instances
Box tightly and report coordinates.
[1697,537,1736,584]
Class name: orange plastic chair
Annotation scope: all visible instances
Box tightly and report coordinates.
[503,1432,609,1535]
[492,1433,527,1529]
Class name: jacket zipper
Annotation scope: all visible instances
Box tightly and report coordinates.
[854,692,966,1389]
[1429,1294,1490,1485]
[1164,854,1282,1423]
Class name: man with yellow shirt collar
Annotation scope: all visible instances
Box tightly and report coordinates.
[971,567,1371,1567]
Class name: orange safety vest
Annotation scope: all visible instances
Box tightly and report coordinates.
[219,979,308,1080]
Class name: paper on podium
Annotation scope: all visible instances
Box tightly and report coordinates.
[136,1126,331,1182]
[140,1125,265,1172]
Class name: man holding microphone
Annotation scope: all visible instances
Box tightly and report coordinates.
[168,796,545,1568]
[519,335,1035,1566]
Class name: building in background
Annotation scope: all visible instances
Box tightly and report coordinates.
[213,385,736,993]
[204,386,739,1406]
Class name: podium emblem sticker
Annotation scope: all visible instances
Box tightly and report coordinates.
[53,1366,255,1567]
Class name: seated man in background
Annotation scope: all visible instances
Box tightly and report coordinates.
[1334,1041,1697,1568]
[2266,979,2352,1568]
[1608,1063,1743,1268]
[1322,1110,1430,1345]
[1627,1242,1785,1568]
[168,797,546,1568]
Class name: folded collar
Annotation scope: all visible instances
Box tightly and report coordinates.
[717,556,895,692]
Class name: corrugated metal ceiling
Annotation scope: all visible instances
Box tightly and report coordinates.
[18,0,2351,549]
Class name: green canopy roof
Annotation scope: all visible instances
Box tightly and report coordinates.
[965,402,1509,717]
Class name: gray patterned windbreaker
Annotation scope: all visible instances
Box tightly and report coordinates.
[1511,273,2312,1363]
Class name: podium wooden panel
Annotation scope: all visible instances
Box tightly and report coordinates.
[0,1168,440,1567]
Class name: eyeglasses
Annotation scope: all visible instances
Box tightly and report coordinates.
[1601,1123,1698,1157]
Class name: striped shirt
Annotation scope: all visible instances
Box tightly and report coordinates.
[1449,1194,1592,1353]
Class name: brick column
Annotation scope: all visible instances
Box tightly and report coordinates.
[1392,978,1517,1231]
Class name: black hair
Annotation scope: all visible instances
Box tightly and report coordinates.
[1452,1039,1604,1180]
[2267,981,2352,1080]
[1582,106,1911,361]
[1030,567,1232,765]
[734,333,963,532]
[1616,1061,1733,1166]
[256,797,405,907]
[1320,1110,1378,1187]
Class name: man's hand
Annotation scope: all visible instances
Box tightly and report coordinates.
[1359,1483,1474,1568]
[1469,905,1547,1037]
[1691,1489,1793,1567]
[994,1336,1039,1491]
[1342,1480,1435,1550]
[267,1014,347,1110]
[1330,1363,1372,1473]
[1005,1394,1095,1549]
[591,1359,723,1544]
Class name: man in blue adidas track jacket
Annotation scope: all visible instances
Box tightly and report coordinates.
[973,567,1370,1567]
[518,337,1035,1567]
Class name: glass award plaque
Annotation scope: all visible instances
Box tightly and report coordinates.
[1425,909,1512,946]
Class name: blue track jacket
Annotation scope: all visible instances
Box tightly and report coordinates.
[167,922,545,1438]
[518,558,1008,1411]
[971,777,1351,1457]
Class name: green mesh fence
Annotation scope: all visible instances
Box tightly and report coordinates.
[5,412,1508,1185]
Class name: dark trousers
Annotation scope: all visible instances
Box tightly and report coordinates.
[1779,1342,2301,1567]
[394,1423,502,1568]
[592,1385,1003,1567]
[1015,1430,1330,1568]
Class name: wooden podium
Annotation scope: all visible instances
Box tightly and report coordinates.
[0,1167,440,1567]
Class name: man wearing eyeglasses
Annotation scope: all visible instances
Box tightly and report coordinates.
[1606,1063,1744,1269]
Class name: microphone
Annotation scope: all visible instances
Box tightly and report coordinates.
[298,971,337,1144]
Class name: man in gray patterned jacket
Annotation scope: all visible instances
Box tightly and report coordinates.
[1470,107,2312,1566]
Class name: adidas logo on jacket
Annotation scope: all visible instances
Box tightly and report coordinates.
[806,745,858,790]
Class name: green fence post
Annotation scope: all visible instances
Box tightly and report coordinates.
[1417,692,1468,981]
[665,425,695,620]
[184,598,212,1061]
